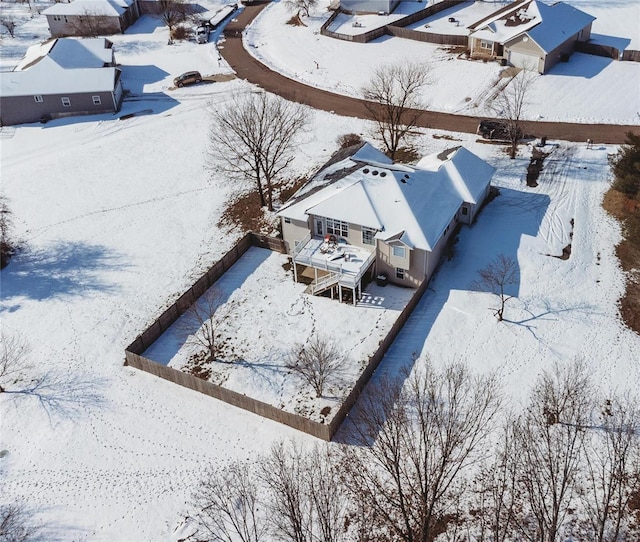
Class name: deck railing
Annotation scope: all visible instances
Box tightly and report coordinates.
[291,232,311,260]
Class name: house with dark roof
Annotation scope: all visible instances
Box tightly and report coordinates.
[277,143,495,303]
[42,0,140,37]
[468,0,595,73]
[0,38,124,126]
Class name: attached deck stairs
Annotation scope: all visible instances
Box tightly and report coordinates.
[305,272,340,296]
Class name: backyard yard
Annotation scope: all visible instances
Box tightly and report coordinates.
[142,246,415,424]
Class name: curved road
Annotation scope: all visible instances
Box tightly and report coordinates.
[221,3,639,144]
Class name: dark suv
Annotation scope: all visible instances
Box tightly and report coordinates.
[173,71,202,87]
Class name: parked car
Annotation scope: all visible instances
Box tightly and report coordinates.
[195,25,210,44]
[173,71,202,87]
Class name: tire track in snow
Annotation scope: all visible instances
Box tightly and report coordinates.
[532,144,578,255]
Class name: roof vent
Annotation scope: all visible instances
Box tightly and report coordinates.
[400,178,407,184]
[363,168,370,174]
[372,170,379,176]
[380,172,387,177]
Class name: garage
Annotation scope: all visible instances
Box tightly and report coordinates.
[508,49,541,72]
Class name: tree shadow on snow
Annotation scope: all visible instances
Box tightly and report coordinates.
[0,241,125,309]
[3,368,110,423]
[143,247,272,364]
[334,187,551,445]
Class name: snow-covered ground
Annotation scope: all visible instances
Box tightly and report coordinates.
[1,0,640,539]
[143,246,414,423]
[245,0,640,124]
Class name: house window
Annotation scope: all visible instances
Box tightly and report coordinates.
[362,227,376,246]
[461,207,468,216]
[61,97,71,107]
[480,40,492,50]
[396,267,405,280]
[34,95,43,103]
[92,96,101,105]
[392,245,405,258]
[284,217,291,224]
[326,218,348,238]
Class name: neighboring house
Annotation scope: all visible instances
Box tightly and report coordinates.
[0,38,124,126]
[42,0,140,37]
[277,143,495,303]
[340,0,399,15]
[468,0,595,73]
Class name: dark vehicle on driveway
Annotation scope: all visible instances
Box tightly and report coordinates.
[173,71,202,87]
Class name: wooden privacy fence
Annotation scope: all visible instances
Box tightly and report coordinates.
[386,25,467,45]
[321,0,468,46]
[575,41,620,60]
[574,43,640,63]
[622,50,640,62]
[124,231,431,441]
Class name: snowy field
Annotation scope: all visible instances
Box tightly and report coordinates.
[1,0,640,539]
[143,246,414,423]
[245,0,640,124]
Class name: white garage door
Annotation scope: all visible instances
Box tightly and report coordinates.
[508,50,539,71]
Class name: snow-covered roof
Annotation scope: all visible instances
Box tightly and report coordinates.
[15,38,113,71]
[43,0,134,17]
[0,38,117,97]
[469,0,595,53]
[279,143,495,251]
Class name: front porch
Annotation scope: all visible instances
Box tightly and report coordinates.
[291,235,377,305]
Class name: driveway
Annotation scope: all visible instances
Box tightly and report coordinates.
[221,3,639,144]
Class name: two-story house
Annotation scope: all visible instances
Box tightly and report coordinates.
[277,142,495,304]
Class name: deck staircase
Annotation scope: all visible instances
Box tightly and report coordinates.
[306,272,340,296]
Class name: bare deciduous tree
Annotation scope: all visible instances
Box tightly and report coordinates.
[286,334,346,398]
[305,444,349,542]
[493,69,534,159]
[283,0,318,18]
[209,92,308,211]
[1,194,18,269]
[259,441,313,542]
[514,359,592,542]
[0,503,41,542]
[581,392,640,542]
[342,361,502,542]
[361,62,429,160]
[65,10,115,37]
[471,418,520,542]
[192,460,266,542]
[192,442,350,542]
[472,254,519,321]
[0,332,31,393]
[180,287,228,362]
[1,16,20,38]
[152,0,194,38]
[260,442,349,542]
